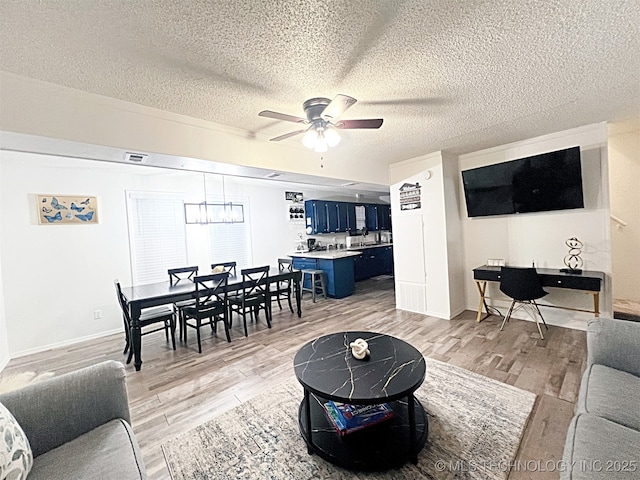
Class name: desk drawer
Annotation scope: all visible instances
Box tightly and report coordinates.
[541,275,601,291]
[473,269,501,282]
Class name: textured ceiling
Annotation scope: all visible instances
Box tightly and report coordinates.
[1,0,639,173]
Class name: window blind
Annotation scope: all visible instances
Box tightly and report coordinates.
[126,191,187,285]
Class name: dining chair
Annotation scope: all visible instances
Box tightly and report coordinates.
[181,272,231,353]
[114,279,176,364]
[228,265,271,337]
[211,261,237,276]
[168,266,199,286]
[168,266,199,341]
[499,266,549,339]
[270,258,294,313]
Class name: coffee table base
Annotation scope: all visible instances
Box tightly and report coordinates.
[298,394,428,471]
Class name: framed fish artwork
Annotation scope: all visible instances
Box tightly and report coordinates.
[37,195,99,225]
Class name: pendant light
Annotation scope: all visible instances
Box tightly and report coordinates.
[184,173,244,224]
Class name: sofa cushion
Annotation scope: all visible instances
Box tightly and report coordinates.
[577,364,640,431]
[561,414,640,480]
[587,318,640,377]
[28,419,146,480]
[0,402,33,480]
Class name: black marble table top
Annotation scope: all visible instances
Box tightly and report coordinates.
[293,331,426,404]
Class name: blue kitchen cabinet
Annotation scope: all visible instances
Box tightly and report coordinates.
[325,201,340,233]
[318,257,356,298]
[336,202,354,233]
[353,255,368,281]
[353,246,394,281]
[304,200,328,234]
[377,204,392,231]
[365,204,379,231]
[305,199,391,234]
[291,255,356,298]
[380,245,394,275]
[292,257,317,290]
[355,249,379,280]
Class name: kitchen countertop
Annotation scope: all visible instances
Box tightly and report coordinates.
[289,250,363,260]
[347,243,393,251]
[289,243,393,260]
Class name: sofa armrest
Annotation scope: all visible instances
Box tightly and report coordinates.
[0,360,131,457]
[587,317,640,377]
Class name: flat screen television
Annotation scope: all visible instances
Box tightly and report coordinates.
[461,146,584,218]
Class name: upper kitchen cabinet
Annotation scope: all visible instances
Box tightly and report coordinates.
[325,201,340,233]
[365,204,379,232]
[305,199,390,234]
[377,204,392,231]
[305,200,328,234]
[337,202,356,233]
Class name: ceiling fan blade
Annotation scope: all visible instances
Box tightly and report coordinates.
[335,119,384,129]
[269,129,307,142]
[259,110,306,124]
[321,94,357,121]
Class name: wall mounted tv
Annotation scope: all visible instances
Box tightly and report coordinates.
[461,146,584,218]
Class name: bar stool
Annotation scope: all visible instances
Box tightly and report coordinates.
[301,269,327,302]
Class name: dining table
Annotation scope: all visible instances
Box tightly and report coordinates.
[120,267,303,371]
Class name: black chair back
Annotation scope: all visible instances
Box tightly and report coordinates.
[114,279,131,325]
[193,272,229,316]
[211,261,237,277]
[241,265,270,299]
[168,266,199,286]
[278,258,293,272]
[499,267,548,301]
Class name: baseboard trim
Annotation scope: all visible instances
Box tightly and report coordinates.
[0,356,10,373]
[11,328,122,359]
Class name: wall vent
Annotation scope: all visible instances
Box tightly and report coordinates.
[125,152,148,163]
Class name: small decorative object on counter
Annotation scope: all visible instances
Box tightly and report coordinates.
[349,338,370,360]
[295,233,306,252]
[561,237,584,273]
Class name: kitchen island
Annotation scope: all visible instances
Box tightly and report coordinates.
[290,243,393,298]
[289,250,361,298]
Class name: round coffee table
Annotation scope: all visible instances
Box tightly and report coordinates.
[293,331,428,470]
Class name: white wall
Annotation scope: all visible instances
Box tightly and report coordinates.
[0,160,9,370]
[389,152,465,319]
[608,122,640,302]
[0,151,377,357]
[459,123,612,330]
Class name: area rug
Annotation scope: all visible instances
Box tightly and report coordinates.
[162,358,536,480]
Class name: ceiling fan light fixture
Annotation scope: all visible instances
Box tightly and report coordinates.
[302,128,318,149]
[261,94,383,148]
[314,133,328,153]
[324,127,341,147]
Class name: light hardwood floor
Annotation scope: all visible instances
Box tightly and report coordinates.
[1,277,587,479]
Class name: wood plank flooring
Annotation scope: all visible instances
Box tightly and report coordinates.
[1,277,587,479]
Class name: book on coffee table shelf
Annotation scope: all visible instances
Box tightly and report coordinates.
[323,400,394,436]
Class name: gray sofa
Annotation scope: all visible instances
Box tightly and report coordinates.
[0,360,146,479]
[561,317,640,479]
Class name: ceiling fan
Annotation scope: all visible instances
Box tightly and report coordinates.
[258,94,383,152]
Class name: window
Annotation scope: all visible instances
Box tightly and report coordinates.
[207,195,252,269]
[126,191,187,285]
